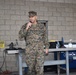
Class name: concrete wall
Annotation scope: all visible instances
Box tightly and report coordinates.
[0,0,76,71]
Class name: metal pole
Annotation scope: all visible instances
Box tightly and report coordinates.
[66,51,69,75]
[57,52,60,75]
[18,52,23,75]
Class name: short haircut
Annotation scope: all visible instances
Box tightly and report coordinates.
[28,11,37,17]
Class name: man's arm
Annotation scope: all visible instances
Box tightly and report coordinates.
[19,22,32,41]
[43,25,50,54]
[19,24,27,41]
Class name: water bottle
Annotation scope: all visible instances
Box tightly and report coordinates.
[56,41,60,49]
[15,39,19,49]
[68,39,73,48]
[61,37,64,46]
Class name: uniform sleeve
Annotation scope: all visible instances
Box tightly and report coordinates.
[18,23,27,41]
[43,25,50,49]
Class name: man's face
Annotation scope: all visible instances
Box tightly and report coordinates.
[29,16,37,23]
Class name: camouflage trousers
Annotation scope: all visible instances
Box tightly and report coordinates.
[25,42,45,75]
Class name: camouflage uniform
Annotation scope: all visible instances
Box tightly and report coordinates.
[19,22,49,75]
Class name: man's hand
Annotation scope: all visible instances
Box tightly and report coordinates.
[45,48,49,55]
[26,22,32,30]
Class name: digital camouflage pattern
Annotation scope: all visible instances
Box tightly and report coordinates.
[19,22,49,75]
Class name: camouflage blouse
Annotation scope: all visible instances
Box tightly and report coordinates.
[19,22,49,49]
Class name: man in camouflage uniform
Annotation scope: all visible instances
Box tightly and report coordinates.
[19,11,49,75]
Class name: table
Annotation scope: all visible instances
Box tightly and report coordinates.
[5,48,25,75]
[44,48,76,75]
[6,48,76,75]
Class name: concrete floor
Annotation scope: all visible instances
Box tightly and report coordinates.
[10,71,76,75]
[44,72,76,75]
